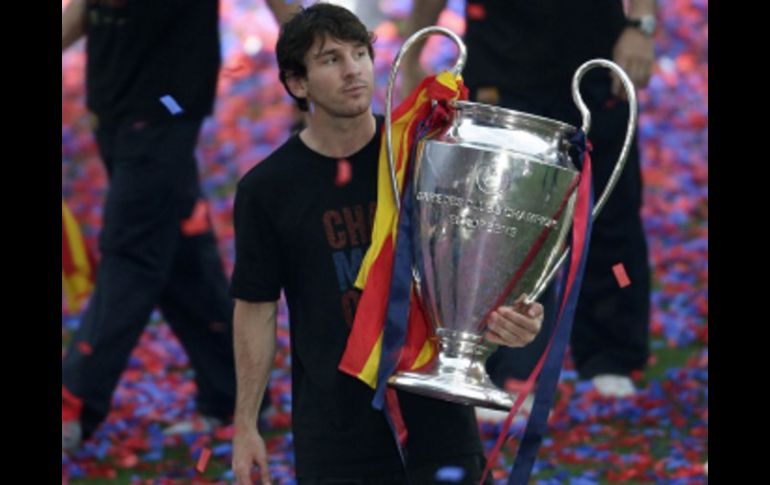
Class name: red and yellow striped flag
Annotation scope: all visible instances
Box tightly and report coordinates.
[62,200,95,313]
[338,71,468,388]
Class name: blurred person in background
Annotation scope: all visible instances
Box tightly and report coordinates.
[61,0,273,451]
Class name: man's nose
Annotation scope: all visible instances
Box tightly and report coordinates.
[341,54,361,78]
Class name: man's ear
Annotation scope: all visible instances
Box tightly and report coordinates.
[286,74,308,101]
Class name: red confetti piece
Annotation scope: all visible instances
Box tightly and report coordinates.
[223,62,247,77]
[334,159,352,186]
[116,452,139,468]
[214,425,234,441]
[267,410,292,429]
[196,447,212,473]
[77,341,93,355]
[612,263,631,288]
[123,435,150,451]
[181,199,212,236]
[466,2,487,20]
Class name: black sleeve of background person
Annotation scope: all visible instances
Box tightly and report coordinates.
[86,0,220,123]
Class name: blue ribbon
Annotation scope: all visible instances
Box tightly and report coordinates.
[507,130,594,484]
[372,119,432,411]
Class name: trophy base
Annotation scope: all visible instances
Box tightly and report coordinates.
[388,370,516,411]
[388,330,517,411]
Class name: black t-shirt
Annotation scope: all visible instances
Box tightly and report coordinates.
[231,116,482,478]
[85,0,220,124]
[463,0,626,106]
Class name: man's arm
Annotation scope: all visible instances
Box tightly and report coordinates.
[627,0,656,17]
[265,0,302,27]
[612,0,657,97]
[231,299,277,485]
[400,0,448,97]
[62,0,87,51]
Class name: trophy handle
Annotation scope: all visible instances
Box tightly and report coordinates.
[385,26,467,210]
[525,59,637,305]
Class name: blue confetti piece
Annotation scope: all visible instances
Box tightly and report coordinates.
[569,477,598,485]
[142,450,163,462]
[159,95,184,115]
[435,466,465,483]
[574,381,594,393]
[94,439,110,460]
[69,463,84,478]
[212,443,233,456]
[179,432,196,446]
[560,369,578,381]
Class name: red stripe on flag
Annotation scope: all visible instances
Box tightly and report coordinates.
[396,288,433,370]
[338,237,395,376]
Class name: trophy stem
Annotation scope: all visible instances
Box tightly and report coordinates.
[388,329,517,411]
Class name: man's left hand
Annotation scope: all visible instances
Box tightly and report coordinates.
[611,27,655,99]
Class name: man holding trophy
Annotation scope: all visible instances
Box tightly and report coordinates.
[229,4,547,484]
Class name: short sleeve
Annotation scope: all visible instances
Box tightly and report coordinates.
[229,180,283,302]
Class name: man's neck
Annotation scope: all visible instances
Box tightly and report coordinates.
[300,109,377,158]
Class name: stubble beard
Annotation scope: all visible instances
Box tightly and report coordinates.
[312,88,372,119]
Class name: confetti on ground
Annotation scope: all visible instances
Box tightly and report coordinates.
[196,447,212,473]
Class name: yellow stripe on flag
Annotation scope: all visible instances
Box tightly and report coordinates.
[62,200,95,313]
[355,71,463,290]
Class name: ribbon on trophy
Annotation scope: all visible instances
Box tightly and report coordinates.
[338,71,469,453]
[480,132,595,485]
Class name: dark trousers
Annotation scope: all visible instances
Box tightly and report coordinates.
[62,117,241,439]
[297,453,492,485]
[477,81,651,382]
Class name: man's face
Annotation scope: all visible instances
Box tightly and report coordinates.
[292,35,374,118]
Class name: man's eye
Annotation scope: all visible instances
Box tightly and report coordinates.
[324,56,337,64]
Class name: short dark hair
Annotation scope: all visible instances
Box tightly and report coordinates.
[276,3,376,111]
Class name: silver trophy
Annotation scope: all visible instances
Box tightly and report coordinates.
[384,27,638,411]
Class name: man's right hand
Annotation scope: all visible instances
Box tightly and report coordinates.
[232,426,271,485]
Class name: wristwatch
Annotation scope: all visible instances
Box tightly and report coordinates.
[626,14,656,36]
